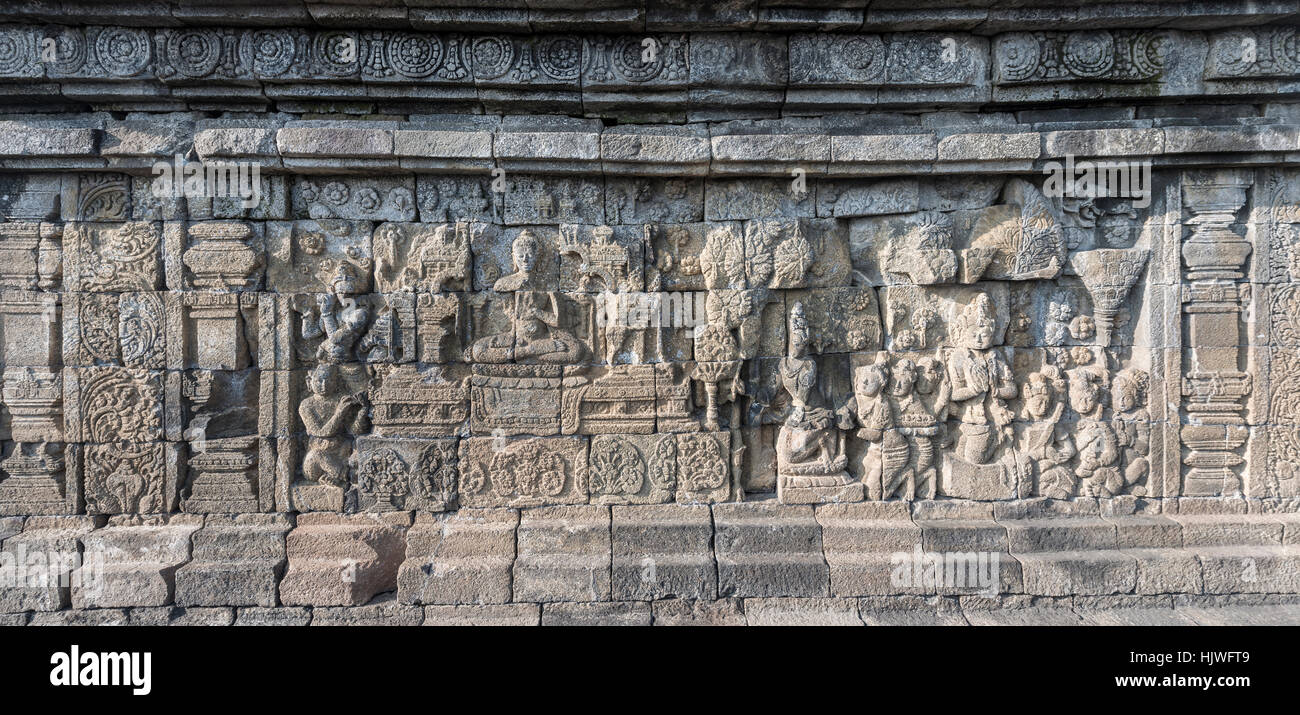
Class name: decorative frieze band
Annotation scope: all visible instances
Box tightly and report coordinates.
[2,24,1299,116]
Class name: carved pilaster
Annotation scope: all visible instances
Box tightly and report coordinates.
[1179,170,1253,496]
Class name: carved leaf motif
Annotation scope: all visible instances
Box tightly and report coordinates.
[79,296,120,363]
[590,437,645,497]
[82,369,161,443]
[120,292,166,367]
[647,435,677,491]
[412,443,456,501]
[1271,286,1300,348]
[772,230,813,288]
[677,434,726,492]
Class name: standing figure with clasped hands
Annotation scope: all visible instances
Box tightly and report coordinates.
[945,293,1017,464]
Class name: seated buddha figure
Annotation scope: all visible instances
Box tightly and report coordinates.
[471,291,586,364]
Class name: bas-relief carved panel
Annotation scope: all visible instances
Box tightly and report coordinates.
[0,167,1292,515]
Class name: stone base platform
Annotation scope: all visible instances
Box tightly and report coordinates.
[3,500,1298,625]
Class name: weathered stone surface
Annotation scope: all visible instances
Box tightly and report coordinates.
[744,597,862,626]
[397,509,518,605]
[818,502,922,597]
[611,504,715,601]
[0,516,97,612]
[714,502,828,598]
[540,601,652,626]
[513,505,611,603]
[859,595,969,626]
[128,606,235,626]
[174,514,290,607]
[0,4,1296,628]
[423,603,540,626]
[651,598,746,626]
[235,606,312,626]
[71,515,202,609]
[311,594,423,626]
[279,513,407,607]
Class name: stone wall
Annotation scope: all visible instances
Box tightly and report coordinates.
[1,1,1298,624]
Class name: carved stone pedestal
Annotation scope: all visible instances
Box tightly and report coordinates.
[469,364,565,436]
[290,482,344,512]
[0,444,73,515]
[940,452,1019,501]
[185,436,259,513]
[777,475,865,505]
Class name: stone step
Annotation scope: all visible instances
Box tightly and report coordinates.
[279,513,406,607]
[71,515,203,608]
[1195,545,1300,594]
[397,509,517,606]
[611,504,715,601]
[1015,550,1138,596]
[512,505,611,603]
[188,516,291,561]
[713,502,827,598]
[1171,514,1291,547]
[1003,517,1118,553]
[175,514,291,607]
[0,516,98,612]
[815,502,920,553]
[1015,545,1300,597]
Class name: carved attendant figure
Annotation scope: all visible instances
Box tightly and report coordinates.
[1022,365,1077,498]
[300,260,370,363]
[1112,368,1151,496]
[777,302,854,498]
[299,365,369,488]
[1070,366,1122,497]
[945,293,1017,464]
[901,356,949,500]
[853,356,892,500]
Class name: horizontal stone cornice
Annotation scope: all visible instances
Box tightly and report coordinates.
[4,115,1300,176]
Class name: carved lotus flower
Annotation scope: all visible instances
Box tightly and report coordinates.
[323,182,349,205]
[356,187,380,212]
[299,231,324,255]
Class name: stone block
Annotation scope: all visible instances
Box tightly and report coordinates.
[651,598,746,626]
[744,597,861,626]
[279,513,407,607]
[174,514,290,607]
[713,502,828,598]
[513,505,611,603]
[397,509,518,605]
[72,515,203,609]
[611,504,715,601]
[540,601,652,626]
[423,604,540,626]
